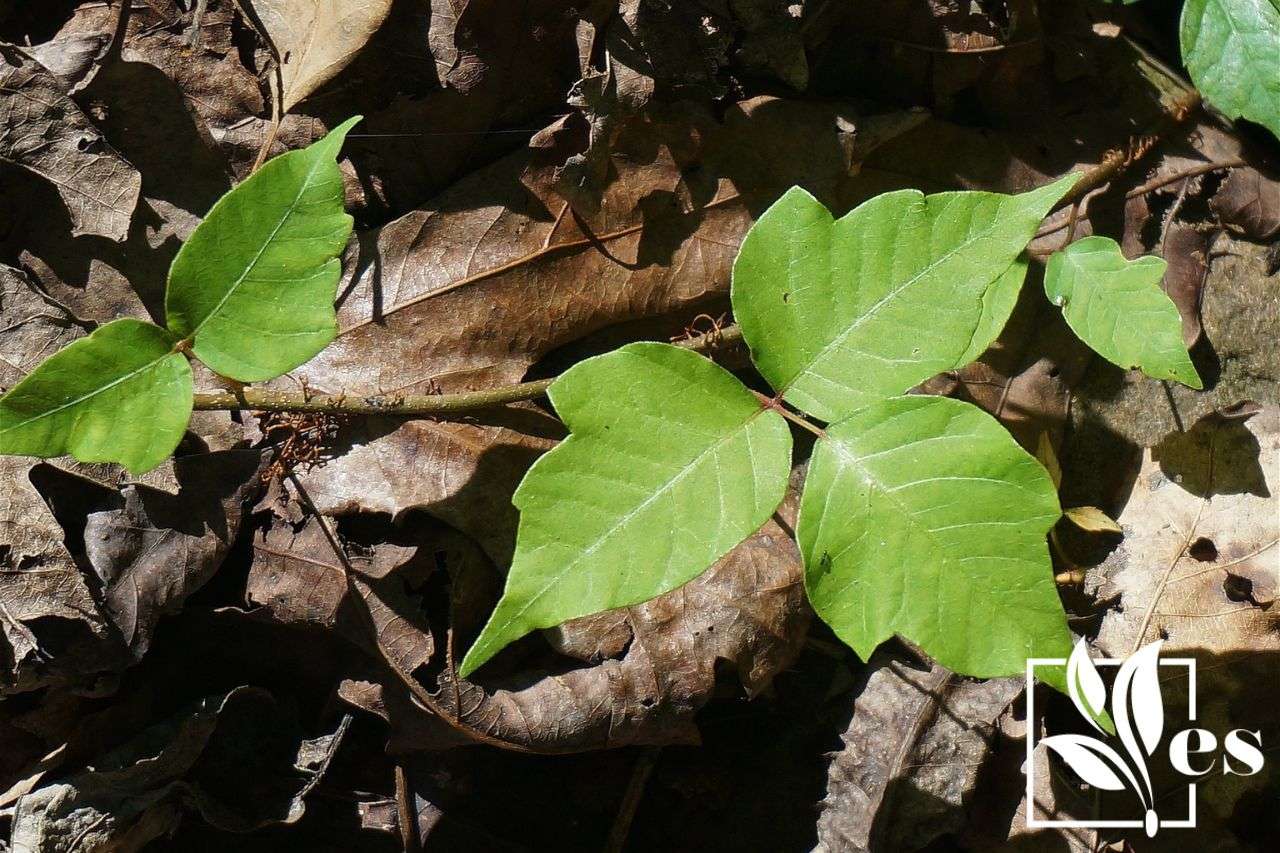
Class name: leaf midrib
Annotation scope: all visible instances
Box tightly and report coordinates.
[501,404,774,627]
[185,152,330,342]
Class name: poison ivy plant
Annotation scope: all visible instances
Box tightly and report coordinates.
[0,119,359,473]
[0,130,1198,695]
[730,175,1075,423]
[1044,236,1202,388]
[1181,0,1280,140]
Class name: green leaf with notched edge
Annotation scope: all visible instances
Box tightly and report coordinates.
[1181,0,1280,141]
[458,342,792,678]
[165,117,359,382]
[798,395,1072,679]
[1044,236,1202,389]
[731,174,1076,423]
[0,319,192,474]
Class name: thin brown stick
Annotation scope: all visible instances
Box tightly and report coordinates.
[394,763,419,852]
[603,747,661,853]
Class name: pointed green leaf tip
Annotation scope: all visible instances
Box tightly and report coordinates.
[730,174,1077,423]
[798,395,1073,679]
[165,116,361,382]
[1181,0,1280,141]
[0,319,193,474]
[1045,236,1202,389]
[458,342,792,678]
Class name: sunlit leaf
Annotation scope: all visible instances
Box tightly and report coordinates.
[1064,506,1123,534]
[1044,236,1202,389]
[1181,0,1280,141]
[731,175,1075,423]
[458,343,792,677]
[239,0,393,113]
[0,319,192,474]
[165,117,359,382]
[798,394,1072,678]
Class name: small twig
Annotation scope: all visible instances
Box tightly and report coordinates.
[394,763,419,853]
[603,747,661,853]
[751,391,826,438]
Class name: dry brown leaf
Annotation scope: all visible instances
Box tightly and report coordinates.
[815,650,1024,853]
[1211,164,1280,241]
[0,45,140,241]
[337,512,807,753]
[1092,406,1279,656]
[238,0,393,114]
[247,512,437,673]
[9,687,350,850]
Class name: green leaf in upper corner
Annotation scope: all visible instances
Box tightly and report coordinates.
[458,343,792,678]
[798,394,1072,679]
[165,117,360,382]
[731,174,1076,423]
[1044,236,1202,389]
[0,319,192,474]
[1181,0,1280,140]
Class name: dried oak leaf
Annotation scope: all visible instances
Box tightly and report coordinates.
[815,650,1023,853]
[8,687,350,851]
[0,44,140,241]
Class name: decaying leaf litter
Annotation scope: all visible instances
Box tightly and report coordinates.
[0,1,1277,850]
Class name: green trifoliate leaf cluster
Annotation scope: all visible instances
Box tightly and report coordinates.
[462,173,1203,684]
[0,118,360,474]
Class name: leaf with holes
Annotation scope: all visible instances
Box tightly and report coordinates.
[458,343,792,677]
[731,175,1076,423]
[165,117,358,382]
[0,319,192,474]
[798,395,1072,678]
[1044,236,1202,389]
[1181,0,1280,140]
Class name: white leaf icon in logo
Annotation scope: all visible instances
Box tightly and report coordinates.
[1113,640,1164,835]
[1040,734,1142,793]
[1066,638,1108,734]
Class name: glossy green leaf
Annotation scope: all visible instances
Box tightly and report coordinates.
[731,175,1076,423]
[1044,236,1202,389]
[165,117,359,382]
[0,319,192,474]
[798,395,1072,678]
[458,343,792,677]
[1181,0,1280,140]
